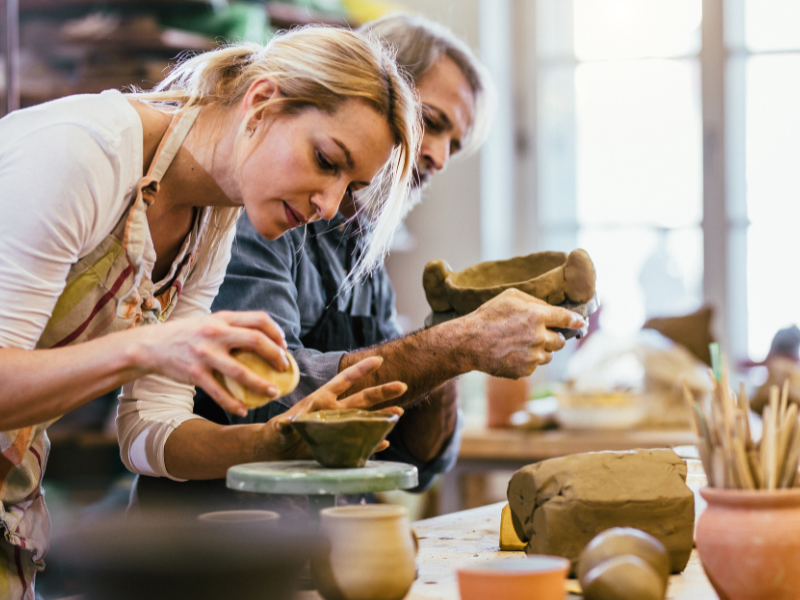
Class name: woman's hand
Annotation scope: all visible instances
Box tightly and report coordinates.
[254,356,407,462]
[130,310,289,417]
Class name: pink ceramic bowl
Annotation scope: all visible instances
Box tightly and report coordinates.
[457,555,570,600]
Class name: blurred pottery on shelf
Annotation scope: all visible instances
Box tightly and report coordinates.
[487,376,529,428]
[696,487,800,600]
[555,390,648,430]
[456,555,570,600]
[291,409,398,468]
[312,505,417,600]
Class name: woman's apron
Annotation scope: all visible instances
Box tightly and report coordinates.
[0,106,207,600]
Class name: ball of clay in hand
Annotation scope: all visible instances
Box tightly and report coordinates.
[582,555,666,600]
[222,350,300,409]
[578,527,670,586]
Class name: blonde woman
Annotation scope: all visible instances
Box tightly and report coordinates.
[0,27,419,598]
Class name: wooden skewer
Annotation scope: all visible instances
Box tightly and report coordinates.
[779,420,800,489]
[780,379,790,423]
[776,403,798,484]
[732,438,755,489]
[739,382,754,450]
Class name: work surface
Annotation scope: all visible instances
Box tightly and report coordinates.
[459,426,698,461]
[298,501,716,600]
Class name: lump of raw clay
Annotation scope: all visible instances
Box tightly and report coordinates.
[422,249,596,315]
[581,555,666,600]
[578,528,670,586]
[222,350,300,409]
[506,449,694,576]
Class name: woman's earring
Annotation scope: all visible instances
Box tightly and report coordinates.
[245,124,255,137]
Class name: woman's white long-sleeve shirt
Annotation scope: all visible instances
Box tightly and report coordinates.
[0,90,233,480]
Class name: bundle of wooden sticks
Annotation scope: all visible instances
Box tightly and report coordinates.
[683,367,800,490]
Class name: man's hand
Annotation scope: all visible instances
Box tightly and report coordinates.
[461,288,585,378]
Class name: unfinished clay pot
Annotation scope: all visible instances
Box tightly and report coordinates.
[581,555,666,600]
[422,249,596,315]
[312,505,417,600]
[578,528,670,586]
[696,487,800,600]
[291,409,399,468]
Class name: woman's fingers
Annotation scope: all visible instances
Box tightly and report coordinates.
[339,381,408,410]
[215,312,290,372]
[220,310,288,350]
[193,369,249,418]
[207,351,281,400]
[317,356,385,398]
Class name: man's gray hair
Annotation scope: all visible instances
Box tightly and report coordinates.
[360,13,495,158]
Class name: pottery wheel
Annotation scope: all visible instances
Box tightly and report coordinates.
[227,460,419,496]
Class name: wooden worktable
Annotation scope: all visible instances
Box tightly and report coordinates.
[458,426,698,461]
[299,501,716,600]
[409,502,715,600]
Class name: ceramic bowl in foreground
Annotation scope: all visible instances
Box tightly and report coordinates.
[457,555,570,600]
[291,409,399,468]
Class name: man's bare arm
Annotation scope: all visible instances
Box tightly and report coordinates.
[339,288,585,405]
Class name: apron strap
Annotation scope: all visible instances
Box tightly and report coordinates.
[147,105,202,182]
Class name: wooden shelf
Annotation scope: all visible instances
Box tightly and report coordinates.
[21,0,211,12]
[265,1,352,29]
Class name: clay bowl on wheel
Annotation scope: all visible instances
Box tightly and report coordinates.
[291,409,399,468]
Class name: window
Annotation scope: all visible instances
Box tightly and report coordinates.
[535,0,704,337]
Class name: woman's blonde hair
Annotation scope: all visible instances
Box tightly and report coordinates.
[129,26,421,283]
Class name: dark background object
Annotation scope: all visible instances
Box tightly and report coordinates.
[47,511,316,600]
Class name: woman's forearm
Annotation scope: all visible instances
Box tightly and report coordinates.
[0,330,148,430]
[163,419,264,480]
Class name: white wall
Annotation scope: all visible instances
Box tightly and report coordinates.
[384,0,484,331]
[385,0,518,331]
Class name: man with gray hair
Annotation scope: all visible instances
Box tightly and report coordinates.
[177,14,582,492]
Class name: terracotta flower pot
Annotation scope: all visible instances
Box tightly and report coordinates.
[696,487,800,600]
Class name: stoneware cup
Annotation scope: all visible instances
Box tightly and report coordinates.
[457,555,570,600]
[311,505,417,600]
[696,487,800,600]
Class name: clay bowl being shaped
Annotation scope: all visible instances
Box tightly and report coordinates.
[456,556,570,600]
[696,487,800,600]
[422,249,596,315]
[291,409,399,468]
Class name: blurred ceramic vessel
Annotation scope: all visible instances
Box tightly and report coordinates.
[456,555,570,600]
[312,505,417,600]
[696,487,800,600]
[555,390,648,430]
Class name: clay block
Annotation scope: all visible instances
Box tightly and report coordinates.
[507,449,694,576]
